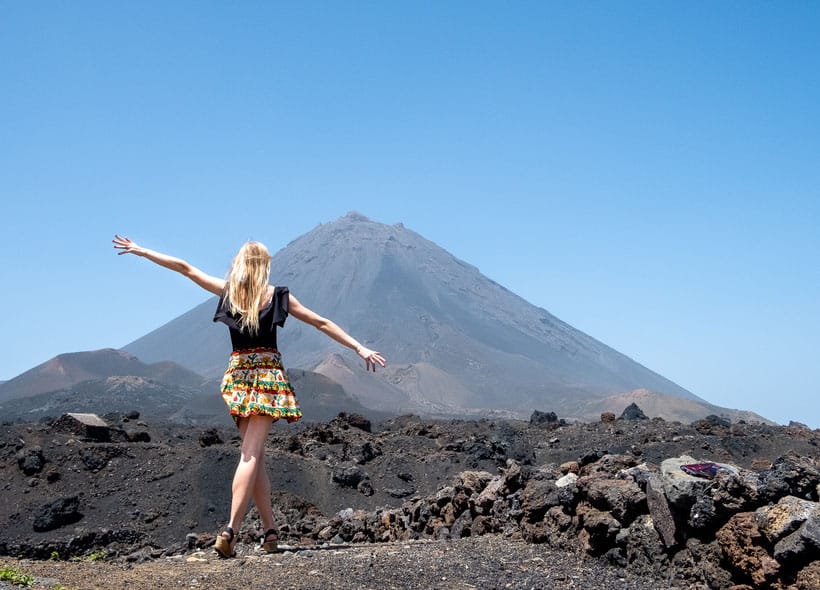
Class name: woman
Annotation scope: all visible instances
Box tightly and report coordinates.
[112,235,386,557]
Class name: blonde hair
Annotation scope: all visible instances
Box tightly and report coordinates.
[225,241,273,335]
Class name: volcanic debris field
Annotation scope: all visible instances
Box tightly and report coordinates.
[1,408,819,589]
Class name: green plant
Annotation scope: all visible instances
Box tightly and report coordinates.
[50,550,61,561]
[87,550,107,562]
[0,566,35,587]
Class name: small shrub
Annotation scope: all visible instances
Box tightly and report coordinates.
[0,566,35,587]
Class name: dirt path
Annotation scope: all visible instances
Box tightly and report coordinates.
[2,537,681,590]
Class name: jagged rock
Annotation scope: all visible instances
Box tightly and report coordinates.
[578,449,607,467]
[50,413,127,442]
[433,486,455,507]
[458,470,494,495]
[773,513,820,562]
[715,512,780,587]
[616,514,668,577]
[520,479,560,522]
[692,414,731,435]
[667,538,732,589]
[583,477,646,525]
[198,428,223,447]
[529,410,558,426]
[758,455,820,502]
[646,474,677,548]
[450,510,472,538]
[353,441,381,464]
[16,447,45,475]
[356,480,374,496]
[501,460,524,493]
[619,403,648,421]
[687,493,717,531]
[560,461,579,475]
[474,476,503,513]
[577,503,621,554]
[660,455,716,511]
[794,560,820,590]
[755,495,820,544]
[581,454,639,477]
[125,429,150,443]
[335,412,371,433]
[32,496,83,532]
[556,473,578,488]
[80,449,108,471]
[332,464,369,488]
[600,412,616,423]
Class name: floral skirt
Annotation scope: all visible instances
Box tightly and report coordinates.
[220,347,302,425]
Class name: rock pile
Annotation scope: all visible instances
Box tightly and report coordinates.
[286,452,819,589]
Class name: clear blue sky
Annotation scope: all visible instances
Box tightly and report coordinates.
[1,2,818,427]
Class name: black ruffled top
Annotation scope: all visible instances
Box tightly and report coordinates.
[213,286,290,351]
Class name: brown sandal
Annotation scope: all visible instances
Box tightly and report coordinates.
[261,528,278,553]
[214,526,236,558]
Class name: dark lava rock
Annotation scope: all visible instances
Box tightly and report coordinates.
[17,447,45,475]
[335,412,372,433]
[620,403,648,421]
[530,410,558,426]
[32,496,83,532]
[198,428,223,447]
[332,464,369,488]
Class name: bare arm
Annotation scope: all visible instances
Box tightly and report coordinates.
[288,293,387,372]
[112,235,225,296]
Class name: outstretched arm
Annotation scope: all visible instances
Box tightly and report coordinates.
[112,235,225,296]
[288,294,387,372]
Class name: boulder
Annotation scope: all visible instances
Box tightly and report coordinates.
[755,495,820,544]
[32,496,83,532]
[520,479,560,522]
[334,412,371,433]
[556,473,578,488]
[583,477,646,525]
[457,470,494,495]
[450,510,472,538]
[529,410,558,426]
[758,455,820,502]
[577,503,621,554]
[16,447,45,475]
[50,413,128,442]
[332,464,369,489]
[600,412,616,423]
[659,455,717,511]
[198,428,223,447]
[773,513,820,563]
[715,512,780,587]
[794,560,820,590]
[646,474,677,548]
[619,403,648,421]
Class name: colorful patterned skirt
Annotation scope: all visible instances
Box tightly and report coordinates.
[219,348,302,424]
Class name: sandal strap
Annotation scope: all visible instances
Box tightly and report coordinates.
[262,528,277,539]
[223,526,235,542]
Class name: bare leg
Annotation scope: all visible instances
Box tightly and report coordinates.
[238,418,276,533]
[223,415,274,540]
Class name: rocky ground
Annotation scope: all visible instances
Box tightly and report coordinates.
[1,407,819,589]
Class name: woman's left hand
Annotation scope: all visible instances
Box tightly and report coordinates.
[357,347,386,372]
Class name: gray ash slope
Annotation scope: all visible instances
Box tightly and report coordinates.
[126,213,700,420]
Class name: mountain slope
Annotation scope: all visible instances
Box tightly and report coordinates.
[123,213,707,419]
[0,349,204,402]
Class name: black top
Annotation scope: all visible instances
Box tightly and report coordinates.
[213,286,290,351]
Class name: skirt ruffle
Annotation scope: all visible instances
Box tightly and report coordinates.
[220,347,302,424]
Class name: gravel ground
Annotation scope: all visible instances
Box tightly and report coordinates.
[2,536,685,590]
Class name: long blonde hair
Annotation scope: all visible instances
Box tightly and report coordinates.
[225,241,272,335]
